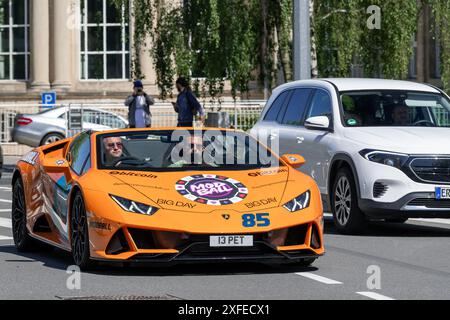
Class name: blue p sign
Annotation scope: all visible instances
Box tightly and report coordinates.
[41,92,57,108]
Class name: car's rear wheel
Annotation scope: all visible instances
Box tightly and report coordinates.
[332,167,367,234]
[41,133,64,146]
[71,191,95,270]
[12,178,36,251]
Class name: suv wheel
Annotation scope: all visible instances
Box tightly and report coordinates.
[331,167,367,234]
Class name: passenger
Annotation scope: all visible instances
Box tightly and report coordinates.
[169,135,217,168]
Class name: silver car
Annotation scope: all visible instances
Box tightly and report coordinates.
[12,106,128,147]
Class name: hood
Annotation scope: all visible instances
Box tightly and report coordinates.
[343,127,450,154]
[104,167,290,213]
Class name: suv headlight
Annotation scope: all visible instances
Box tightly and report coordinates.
[283,191,310,212]
[110,195,159,216]
[360,150,409,169]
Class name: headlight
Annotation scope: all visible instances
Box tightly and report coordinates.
[110,195,159,216]
[360,149,409,169]
[283,191,310,212]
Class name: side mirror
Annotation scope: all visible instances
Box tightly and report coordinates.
[42,157,73,183]
[305,116,331,131]
[281,154,306,169]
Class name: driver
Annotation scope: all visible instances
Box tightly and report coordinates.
[391,104,410,126]
[103,136,124,166]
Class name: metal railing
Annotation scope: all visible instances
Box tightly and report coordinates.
[0,101,266,153]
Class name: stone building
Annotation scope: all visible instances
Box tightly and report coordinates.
[0,0,445,103]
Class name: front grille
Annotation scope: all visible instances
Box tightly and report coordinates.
[373,182,388,198]
[410,158,450,184]
[407,198,450,209]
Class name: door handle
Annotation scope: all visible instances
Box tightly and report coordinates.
[297,136,305,144]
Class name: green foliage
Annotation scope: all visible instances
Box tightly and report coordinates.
[314,0,361,77]
[428,0,450,91]
[127,0,292,100]
[360,0,418,79]
[314,0,418,79]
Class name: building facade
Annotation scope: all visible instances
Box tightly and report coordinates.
[0,0,445,103]
[0,0,157,102]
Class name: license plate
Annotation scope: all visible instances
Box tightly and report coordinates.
[435,187,450,199]
[209,235,253,247]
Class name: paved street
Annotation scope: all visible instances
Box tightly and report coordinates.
[0,158,449,300]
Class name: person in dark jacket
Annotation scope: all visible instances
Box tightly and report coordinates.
[125,80,155,128]
[172,77,205,127]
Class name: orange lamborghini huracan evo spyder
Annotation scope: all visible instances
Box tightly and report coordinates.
[12,128,324,270]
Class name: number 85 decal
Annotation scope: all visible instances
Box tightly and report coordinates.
[242,213,270,228]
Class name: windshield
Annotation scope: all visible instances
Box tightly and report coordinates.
[97,130,280,171]
[340,90,450,127]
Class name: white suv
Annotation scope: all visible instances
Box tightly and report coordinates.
[250,78,450,234]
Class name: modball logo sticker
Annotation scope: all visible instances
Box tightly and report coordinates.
[175,174,248,206]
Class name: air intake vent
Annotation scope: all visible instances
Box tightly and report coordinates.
[310,224,321,249]
[106,229,130,255]
[373,182,388,198]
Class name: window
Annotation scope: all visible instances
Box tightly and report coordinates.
[69,133,91,176]
[281,88,313,126]
[80,0,130,80]
[0,0,29,80]
[264,91,290,122]
[307,90,332,119]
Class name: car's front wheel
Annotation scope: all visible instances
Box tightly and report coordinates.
[70,191,95,270]
[331,167,367,234]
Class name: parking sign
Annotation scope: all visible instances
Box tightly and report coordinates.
[41,92,57,108]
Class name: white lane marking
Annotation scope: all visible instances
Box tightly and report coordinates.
[0,217,12,229]
[356,291,395,300]
[0,236,13,241]
[0,209,11,212]
[324,213,333,218]
[410,218,450,226]
[295,272,343,285]
[0,187,11,191]
[0,199,12,203]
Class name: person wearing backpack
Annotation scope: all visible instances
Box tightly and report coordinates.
[172,77,205,127]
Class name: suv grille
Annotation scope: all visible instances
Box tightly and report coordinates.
[409,158,450,184]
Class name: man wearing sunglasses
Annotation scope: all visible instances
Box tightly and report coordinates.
[103,136,124,166]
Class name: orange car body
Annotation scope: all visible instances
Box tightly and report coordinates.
[12,128,324,265]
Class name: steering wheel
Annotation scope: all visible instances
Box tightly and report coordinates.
[111,156,143,166]
[413,120,435,127]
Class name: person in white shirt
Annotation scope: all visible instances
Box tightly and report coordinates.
[124,80,155,128]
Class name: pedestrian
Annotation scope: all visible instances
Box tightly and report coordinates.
[172,77,205,127]
[125,80,155,128]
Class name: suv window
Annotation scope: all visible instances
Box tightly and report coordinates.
[281,88,313,126]
[264,90,290,121]
[68,132,91,176]
[307,90,332,119]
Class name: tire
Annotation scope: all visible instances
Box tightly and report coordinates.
[331,167,367,234]
[386,217,408,224]
[40,133,64,146]
[70,191,95,270]
[12,178,37,252]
